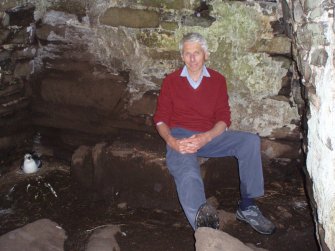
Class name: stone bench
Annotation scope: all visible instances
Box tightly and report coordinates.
[71,139,239,210]
[71,140,180,210]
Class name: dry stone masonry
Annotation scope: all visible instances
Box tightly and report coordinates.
[281,0,335,250]
[1,0,301,159]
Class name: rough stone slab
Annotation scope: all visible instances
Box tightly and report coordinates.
[0,97,30,116]
[71,140,179,210]
[100,7,160,28]
[40,76,127,111]
[127,90,158,116]
[0,218,66,251]
[195,227,269,251]
[86,225,121,251]
[71,145,94,189]
[36,24,66,41]
[14,61,33,79]
[261,138,300,159]
[5,4,35,27]
[0,29,10,44]
[254,36,291,55]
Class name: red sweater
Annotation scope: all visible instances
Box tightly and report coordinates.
[153,68,231,132]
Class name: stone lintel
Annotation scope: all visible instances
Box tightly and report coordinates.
[100,7,160,28]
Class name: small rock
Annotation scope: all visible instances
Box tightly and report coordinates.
[195,227,255,251]
[117,202,127,209]
[86,225,121,251]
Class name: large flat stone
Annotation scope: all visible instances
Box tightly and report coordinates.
[100,7,160,28]
[195,227,269,251]
[0,219,66,251]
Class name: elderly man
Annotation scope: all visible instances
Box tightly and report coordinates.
[153,32,275,235]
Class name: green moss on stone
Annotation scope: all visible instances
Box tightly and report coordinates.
[160,21,179,31]
[148,49,180,60]
[137,30,177,50]
[49,0,86,18]
[137,0,185,10]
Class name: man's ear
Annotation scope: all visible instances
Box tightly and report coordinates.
[205,52,209,60]
[181,53,185,62]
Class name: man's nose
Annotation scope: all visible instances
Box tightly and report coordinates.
[190,54,196,61]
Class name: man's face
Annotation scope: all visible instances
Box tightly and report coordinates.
[181,41,208,75]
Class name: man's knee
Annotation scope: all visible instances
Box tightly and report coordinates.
[242,132,261,149]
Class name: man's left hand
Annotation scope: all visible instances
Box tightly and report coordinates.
[179,133,211,153]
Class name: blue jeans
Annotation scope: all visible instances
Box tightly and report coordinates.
[166,128,264,229]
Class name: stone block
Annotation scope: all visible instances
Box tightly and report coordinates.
[71,140,179,210]
[0,50,11,65]
[160,21,178,31]
[0,132,31,153]
[86,225,121,251]
[254,36,291,55]
[1,11,10,27]
[13,61,33,79]
[139,30,177,50]
[195,227,258,251]
[182,15,216,28]
[293,1,304,24]
[71,145,94,189]
[0,28,10,43]
[148,49,180,60]
[0,219,66,251]
[311,48,328,67]
[9,28,30,44]
[270,125,301,141]
[292,79,305,106]
[304,0,320,12]
[49,1,86,19]
[138,0,185,10]
[100,7,160,28]
[309,6,323,20]
[299,56,312,83]
[42,10,78,26]
[296,26,312,51]
[70,139,246,211]
[40,74,127,111]
[0,82,24,101]
[5,3,35,27]
[306,23,328,46]
[13,47,37,60]
[36,24,66,41]
[127,90,158,116]
[261,138,300,159]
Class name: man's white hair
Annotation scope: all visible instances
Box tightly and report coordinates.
[179,32,209,54]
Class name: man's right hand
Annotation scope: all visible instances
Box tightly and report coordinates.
[156,123,197,154]
[168,136,198,154]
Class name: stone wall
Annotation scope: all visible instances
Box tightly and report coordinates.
[2,0,334,249]
[0,4,36,160]
[281,0,335,250]
[0,0,302,160]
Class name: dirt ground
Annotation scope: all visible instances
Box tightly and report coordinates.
[0,152,319,251]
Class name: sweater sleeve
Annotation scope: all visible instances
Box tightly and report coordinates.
[153,77,173,126]
[214,76,231,127]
